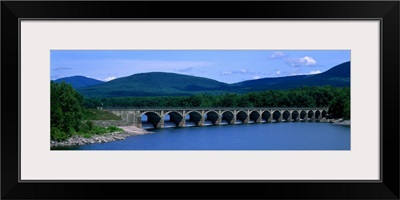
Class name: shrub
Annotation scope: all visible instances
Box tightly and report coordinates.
[51,128,70,142]
[107,126,120,132]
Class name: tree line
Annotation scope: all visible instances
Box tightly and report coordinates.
[83,86,350,119]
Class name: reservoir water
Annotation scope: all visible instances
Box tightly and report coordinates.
[53,122,350,150]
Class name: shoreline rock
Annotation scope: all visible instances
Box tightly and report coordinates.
[320,117,350,126]
[333,120,351,126]
[51,125,152,147]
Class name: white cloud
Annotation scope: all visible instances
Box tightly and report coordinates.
[291,70,321,76]
[285,56,317,67]
[270,51,285,59]
[276,70,281,75]
[253,76,261,80]
[303,56,317,65]
[104,76,117,81]
[309,70,321,74]
[240,69,248,74]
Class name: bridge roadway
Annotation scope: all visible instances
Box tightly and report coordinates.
[104,107,329,129]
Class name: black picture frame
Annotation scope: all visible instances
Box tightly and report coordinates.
[1,1,399,199]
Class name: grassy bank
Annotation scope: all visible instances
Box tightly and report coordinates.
[52,108,124,142]
[83,108,121,120]
[51,121,124,142]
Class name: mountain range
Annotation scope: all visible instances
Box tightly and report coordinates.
[54,61,350,98]
[53,76,104,88]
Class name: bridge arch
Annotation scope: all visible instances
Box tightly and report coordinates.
[321,110,327,118]
[221,110,234,125]
[315,110,321,120]
[261,110,272,122]
[299,110,307,121]
[307,110,314,120]
[292,110,299,122]
[272,110,282,122]
[185,110,203,126]
[236,110,248,123]
[282,110,291,121]
[141,111,162,129]
[249,110,260,123]
[164,111,184,127]
[204,110,219,125]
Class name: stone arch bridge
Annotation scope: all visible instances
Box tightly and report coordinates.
[104,107,329,129]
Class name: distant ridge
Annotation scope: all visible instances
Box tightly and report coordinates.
[53,76,104,88]
[77,72,230,97]
[231,61,350,92]
[75,61,350,97]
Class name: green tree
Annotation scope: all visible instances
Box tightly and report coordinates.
[328,88,350,119]
[218,93,238,107]
[51,81,84,141]
[199,94,214,107]
[237,94,253,107]
[188,95,203,107]
[248,92,262,107]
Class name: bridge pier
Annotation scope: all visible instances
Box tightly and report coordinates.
[316,110,323,120]
[243,115,249,124]
[256,115,262,123]
[215,115,222,125]
[180,110,187,127]
[286,111,293,122]
[134,111,142,128]
[309,110,315,122]
[198,118,204,126]
[231,115,237,125]
[178,118,185,127]
[156,118,164,128]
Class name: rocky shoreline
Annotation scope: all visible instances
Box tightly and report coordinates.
[50,125,152,147]
[320,118,351,126]
[333,120,351,126]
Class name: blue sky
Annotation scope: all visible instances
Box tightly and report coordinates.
[51,50,350,84]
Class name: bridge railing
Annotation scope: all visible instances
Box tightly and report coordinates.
[102,107,329,111]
